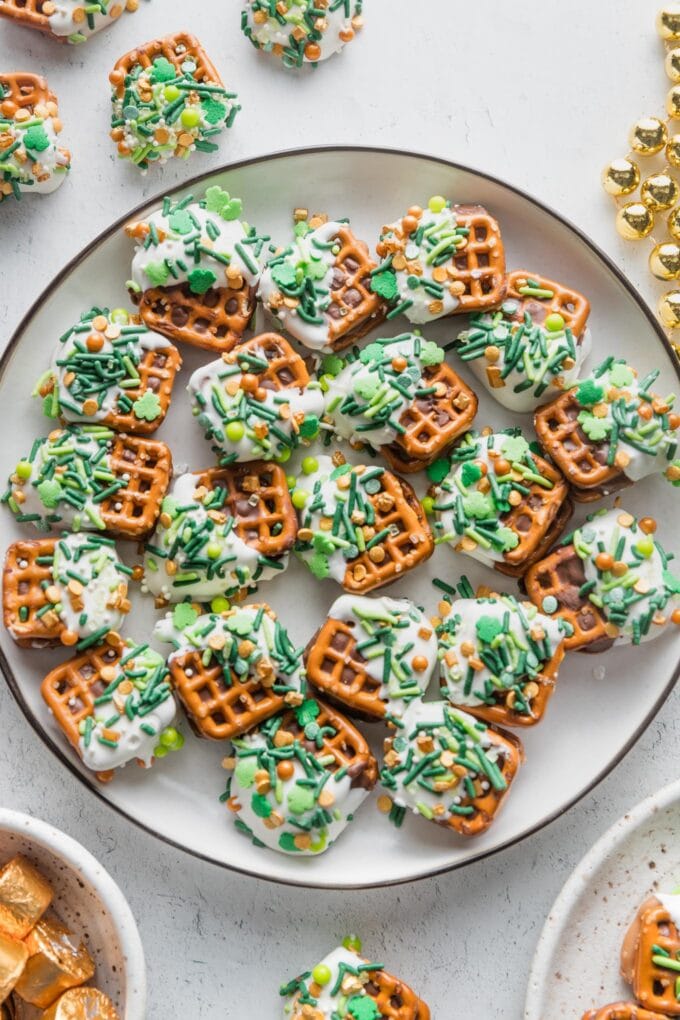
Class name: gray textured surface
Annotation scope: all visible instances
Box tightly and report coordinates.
[0,1,678,1016]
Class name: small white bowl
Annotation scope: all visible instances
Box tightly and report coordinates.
[0,808,145,1019]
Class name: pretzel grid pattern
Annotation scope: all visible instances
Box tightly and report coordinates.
[506,269,591,338]
[111,32,223,92]
[99,434,172,538]
[582,1005,671,1020]
[524,544,612,652]
[534,390,622,499]
[447,204,506,312]
[381,362,478,473]
[3,538,60,645]
[305,619,386,719]
[41,638,124,751]
[364,970,431,1020]
[0,72,54,109]
[0,3,61,40]
[342,472,434,594]
[196,463,297,559]
[626,900,680,1015]
[136,280,256,354]
[94,343,181,435]
[282,698,378,787]
[326,226,385,350]
[227,332,310,391]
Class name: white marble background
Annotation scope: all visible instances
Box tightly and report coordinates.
[0,1,678,1016]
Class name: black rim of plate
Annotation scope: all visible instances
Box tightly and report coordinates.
[1,145,679,890]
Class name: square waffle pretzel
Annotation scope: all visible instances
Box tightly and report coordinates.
[621,897,680,1016]
[168,603,293,741]
[341,471,434,594]
[224,332,311,390]
[135,280,257,355]
[325,226,386,350]
[0,73,69,173]
[196,463,297,560]
[95,434,172,539]
[305,617,388,720]
[98,343,181,435]
[506,269,591,337]
[447,204,507,313]
[3,538,62,646]
[534,390,628,502]
[524,543,615,653]
[0,0,66,39]
[111,31,223,95]
[349,969,430,1020]
[583,1007,671,1020]
[41,636,123,776]
[442,724,522,837]
[380,362,478,474]
[277,697,378,790]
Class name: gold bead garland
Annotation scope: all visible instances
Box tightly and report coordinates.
[601,4,680,352]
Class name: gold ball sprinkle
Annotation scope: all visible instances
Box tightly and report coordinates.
[667,46,680,81]
[667,84,680,119]
[640,172,680,210]
[629,116,668,155]
[658,289,680,328]
[657,4,680,40]
[649,242,680,280]
[601,158,640,196]
[615,201,655,240]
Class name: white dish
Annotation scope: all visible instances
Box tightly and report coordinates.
[1,146,679,889]
[525,778,680,1018]
[0,807,145,1018]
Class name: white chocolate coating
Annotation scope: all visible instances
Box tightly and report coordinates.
[281,945,381,1017]
[51,533,127,638]
[242,1,359,63]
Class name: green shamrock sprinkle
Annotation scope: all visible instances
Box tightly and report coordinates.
[227,610,257,636]
[500,434,530,462]
[295,699,320,726]
[144,262,170,287]
[23,125,50,152]
[355,376,380,401]
[476,615,504,644]
[161,495,178,516]
[359,342,384,365]
[370,269,399,302]
[321,354,344,376]
[575,378,604,407]
[462,491,492,519]
[172,603,198,630]
[36,478,62,508]
[460,462,482,487]
[204,186,242,221]
[496,526,520,551]
[305,258,329,281]
[298,415,320,439]
[279,832,300,852]
[168,208,194,235]
[287,785,315,816]
[188,268,218,294]
[312,533,335,555]
[420,339,444,366]
[271,262,298,289]
[663,568,680,594]
[347,997,381,1020]
[308,552,330,579]
[251,793,272,818]
[577,410,612,443]
[150,57,177,83]
[426,458,450,484]
[132,390,162,422]
[234,757,258,789]
[608,362,634,388]
[201,98,227,125]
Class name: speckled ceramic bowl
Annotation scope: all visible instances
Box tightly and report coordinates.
[0,808,145,1018]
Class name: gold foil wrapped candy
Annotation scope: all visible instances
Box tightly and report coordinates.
[14,918,94,1009]
[42,988,121,1020]
[0,858,52,941]
[0,932,28,1004]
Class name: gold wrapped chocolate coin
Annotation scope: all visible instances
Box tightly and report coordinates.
[659,288,680,327]
[601,158,640,195]
[615,201,655,239]
[629,115,668,155]
[650,241,680,279]
[0,858,52,941]
[0,932,28,1005]
[42,988,121,1020]
[641,171,680,209]
[658,4,680,40]
[14,918,94,1009]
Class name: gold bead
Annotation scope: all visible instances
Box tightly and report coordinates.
[668,84,680,119]
[657,4,680,40]
[650,242,680,279]
[667,47,680,81]
[615,202,655,240]
[640,171,680,209]
[601,158,640,196]
[629,116,668,155]
[666,133,680,168]
[668,206,680,239]
[658,289,680,327]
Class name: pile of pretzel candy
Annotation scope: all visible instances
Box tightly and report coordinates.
[3,186,680,861]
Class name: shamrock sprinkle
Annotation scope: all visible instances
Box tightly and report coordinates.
[188,267,218,294]
[132,391,162,422]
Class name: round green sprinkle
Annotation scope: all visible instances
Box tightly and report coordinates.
[206,542,222,560]
[301,456,319,476]
[160,727,182,749]
[542,595,559,614]
[544,312,565,332]
[15,461,32,480]
[636,537,655,558]
[154,745,168,758]
[292,489,310,509]
[286,474,297,490]
[163,85,181,102]
[211,596,231,614]
[342,934,362,953]
[421,495,434,515]
[428,195,447,213]
[225,421,245,442]
[276,448,292,464]
[312,964,332,986]
[181,108,201,129]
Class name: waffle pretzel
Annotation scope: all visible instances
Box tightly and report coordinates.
[506,270,591,337]
[3,535,129,648]
[135,281,255,354]
[0,73,70,203]
[111,32,223,97]
[227,332,311,389]
[166,604,303,741]
[583,1006,672,1020]
[621,896,680,1015]
[0,0,138,41]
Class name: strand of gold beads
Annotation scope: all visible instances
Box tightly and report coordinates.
[602,4,680,352]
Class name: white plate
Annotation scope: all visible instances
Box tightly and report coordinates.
[525,778,680,1018]
[0,808,145,1018]
[1,146,679,889]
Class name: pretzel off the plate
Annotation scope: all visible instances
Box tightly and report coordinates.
[0,0,136,41]
[364,970,431,1020]
[621,896,680,1016]
[111,31,223,98]
[583,1005,672,1020]
[524,543,616,653]
[0,73,70,202]
[381,361,478,474]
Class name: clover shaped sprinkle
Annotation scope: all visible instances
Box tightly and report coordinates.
[132,391,162,422]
